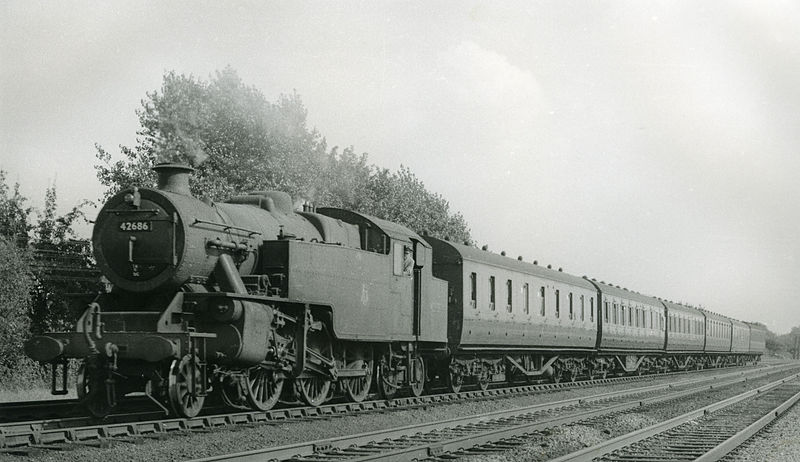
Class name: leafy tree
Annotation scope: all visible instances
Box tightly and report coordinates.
[29,185,96,333]
[0,170,32,247]
[0,237,34,380]
[95,67,471,242]
[96,68,327,201]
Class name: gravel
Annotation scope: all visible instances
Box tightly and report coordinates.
[460,371,797,462]
[724,397,800,461]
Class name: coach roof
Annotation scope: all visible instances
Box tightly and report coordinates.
[590,280,662,307]
[426,237,595,290]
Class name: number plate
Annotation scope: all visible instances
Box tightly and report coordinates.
[119,221,152,232]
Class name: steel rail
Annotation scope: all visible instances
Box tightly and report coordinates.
[187,366,799,462]
[550,372,800,462]
[695,385,800,461]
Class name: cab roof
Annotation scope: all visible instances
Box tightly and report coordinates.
[316,208,429,248]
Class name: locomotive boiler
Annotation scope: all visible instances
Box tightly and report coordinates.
[25,163,448,417]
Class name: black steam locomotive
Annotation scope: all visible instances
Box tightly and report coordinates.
[25,163,765,418]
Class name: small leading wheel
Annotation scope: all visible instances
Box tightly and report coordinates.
[168,354,206,418]
[447,367,464,394]
[77,362,113,418]
[342,354,373,403]
[246,367,284,411]
[294,375,331,407]
[409,357,426,397]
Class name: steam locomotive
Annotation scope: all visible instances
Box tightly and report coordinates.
[25,163,765,418]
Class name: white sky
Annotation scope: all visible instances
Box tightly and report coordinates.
[2,1,799,333]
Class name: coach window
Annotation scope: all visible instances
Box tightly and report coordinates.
[506,279,513,312]
[628,306,633,326]
[539,286,546,316]
[568,293,573,319]
[590,297,595,322]
[489,276,496,311]
[523,283,530,314]
[619,304,624,326]
[635,307,639,327]
[612,303,617,324]
[469,272,477,309]
[555,289,560,318]
[580,295,585,321]
[604,301,609,323]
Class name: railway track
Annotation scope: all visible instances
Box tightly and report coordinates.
[553,373,800,461]
[0,365,785,455]
[180,365,800,462]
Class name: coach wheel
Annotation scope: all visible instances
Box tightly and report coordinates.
[78,362,113,418]
[550,365,563,384]
[342,349,373,403]
[565,367,578,383]
[447,368,464,394]
[376,352,401,400]
[168,354,206,418]
[246,367,284,411]
[477,369,491,391]
[409,357,426,397]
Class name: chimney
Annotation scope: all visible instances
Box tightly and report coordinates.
[153,163,194,196]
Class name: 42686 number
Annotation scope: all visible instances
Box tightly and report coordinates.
[119,221,152,232]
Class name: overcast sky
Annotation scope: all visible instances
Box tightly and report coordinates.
[2,1,799,334]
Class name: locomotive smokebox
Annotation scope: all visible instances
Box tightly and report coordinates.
[153,162,194,196]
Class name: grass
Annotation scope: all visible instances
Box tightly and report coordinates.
[0,357,77,402]
[0,387,76,403]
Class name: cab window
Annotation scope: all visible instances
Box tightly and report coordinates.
[392,242,413,276]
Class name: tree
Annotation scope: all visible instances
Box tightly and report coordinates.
[29,184,96,333]
[0,238,34,380]
[95,67,471,243]
[96,68,327,201]
[0,170,32,247]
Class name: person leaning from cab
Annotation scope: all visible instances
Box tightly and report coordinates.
[403,245,414,276]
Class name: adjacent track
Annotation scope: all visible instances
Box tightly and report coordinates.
[553,373,800,461]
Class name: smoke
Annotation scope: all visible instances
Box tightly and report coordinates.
[294,186,319,211]
[154,128,208,167]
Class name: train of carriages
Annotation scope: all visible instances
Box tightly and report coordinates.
[24,163,766,418]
